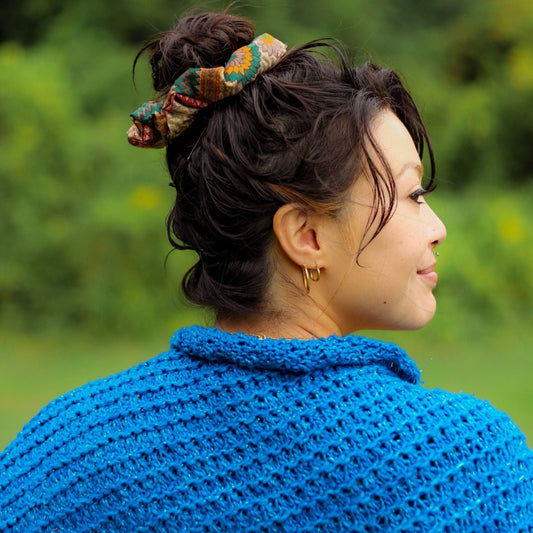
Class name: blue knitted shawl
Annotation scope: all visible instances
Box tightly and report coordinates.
[1,326,532,531]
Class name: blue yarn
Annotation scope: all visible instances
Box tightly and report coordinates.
[1,326,532,531]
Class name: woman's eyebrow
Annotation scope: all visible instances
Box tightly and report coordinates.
[396,161,424,179]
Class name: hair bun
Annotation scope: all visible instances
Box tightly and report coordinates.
[145,12,255,93]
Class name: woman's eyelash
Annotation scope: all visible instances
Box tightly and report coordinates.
[409,188,431,204]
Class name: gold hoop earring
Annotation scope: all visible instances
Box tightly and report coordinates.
[302,264,321,293]
[310,265,321,282]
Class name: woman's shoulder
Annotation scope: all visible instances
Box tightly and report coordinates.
[0,341,187,528]
[0,333,204,472]
[380,376,531,466]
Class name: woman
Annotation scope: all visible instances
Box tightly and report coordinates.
[1,11,532,532]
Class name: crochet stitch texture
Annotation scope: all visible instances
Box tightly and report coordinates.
[1,326,532,532]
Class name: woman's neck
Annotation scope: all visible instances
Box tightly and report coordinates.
[214,311,343,340]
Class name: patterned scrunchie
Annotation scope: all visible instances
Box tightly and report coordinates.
[127,33,287,148]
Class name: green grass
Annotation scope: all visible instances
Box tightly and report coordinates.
[1,317,532,451]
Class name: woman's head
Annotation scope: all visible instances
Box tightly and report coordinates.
[131,11,443,331]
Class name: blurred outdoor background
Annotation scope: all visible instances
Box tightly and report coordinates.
[1,0,532,450]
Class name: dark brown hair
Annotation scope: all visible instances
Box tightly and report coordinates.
[136,12,435,319]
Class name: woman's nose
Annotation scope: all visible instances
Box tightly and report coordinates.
[428,207,446,247]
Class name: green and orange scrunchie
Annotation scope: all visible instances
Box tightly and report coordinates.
[127,33,287,148]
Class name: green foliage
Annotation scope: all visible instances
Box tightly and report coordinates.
[0,40,197,334]
[0,0,532,336]
[430,189,533,339]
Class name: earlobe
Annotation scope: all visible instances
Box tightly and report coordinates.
[272,204,323,267]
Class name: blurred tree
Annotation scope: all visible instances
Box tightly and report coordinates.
[0,0,64,44]
[1,0,192,45]
[1,0,532,334]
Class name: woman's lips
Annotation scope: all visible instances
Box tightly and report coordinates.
[417,264,438,285]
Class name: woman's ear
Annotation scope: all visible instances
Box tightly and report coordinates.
[272,204,325,267]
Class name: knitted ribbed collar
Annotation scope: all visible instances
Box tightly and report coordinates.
[170,326,420,384]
